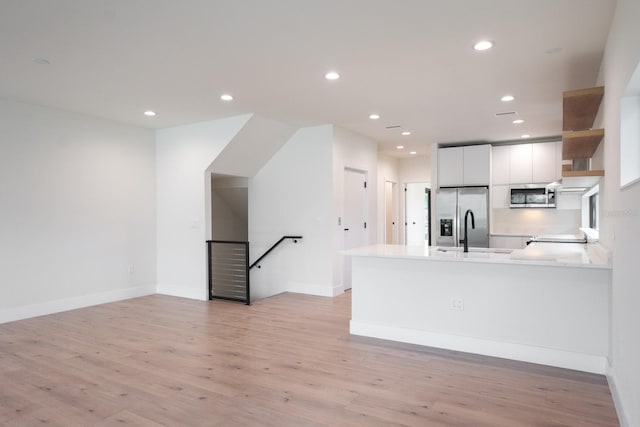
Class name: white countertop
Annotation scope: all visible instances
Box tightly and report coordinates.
[346,242,611,269]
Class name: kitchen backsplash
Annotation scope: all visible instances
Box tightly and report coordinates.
[491,208,581,236]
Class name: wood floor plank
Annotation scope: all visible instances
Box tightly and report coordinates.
[93,409,165,427]
[0,291,619,426]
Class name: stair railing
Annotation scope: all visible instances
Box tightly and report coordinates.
[206,235,303,305]
[249,236,302,270]
[207,240,250,305]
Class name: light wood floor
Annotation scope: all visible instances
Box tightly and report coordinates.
[0,291,619,426]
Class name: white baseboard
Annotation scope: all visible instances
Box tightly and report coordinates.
[285,281,343,297]
[607,365,631,427]
[350,320,607,374]
[0,285,156,324]
[156,284,208,301]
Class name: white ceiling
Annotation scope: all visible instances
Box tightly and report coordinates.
[0,0,616,158]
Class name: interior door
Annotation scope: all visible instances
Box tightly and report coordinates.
[384,181,398,244]
[405,182,430,246]
[343,169,367,290]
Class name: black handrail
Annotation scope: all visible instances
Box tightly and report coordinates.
[249,236,302,270]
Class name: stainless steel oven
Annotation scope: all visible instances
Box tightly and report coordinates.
[510,184,556,208]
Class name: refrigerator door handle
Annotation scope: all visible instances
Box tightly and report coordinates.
[454,193,460,247]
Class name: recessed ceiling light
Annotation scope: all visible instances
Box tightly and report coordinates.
[32,58,51,65]
[325,71,340,80]
[501,95,515,102]
[512,119,524,124]
[473,40,494,51]
[220,94,234,101]
[410,151,417,155]
[396,145,404,149]
[401,131,411,136]
[369,114,380,120]
[144,111,156,117]
[521,134,531,138]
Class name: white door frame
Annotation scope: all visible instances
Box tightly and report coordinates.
[384,179,399,244]
[404,181,431,246]
[342,167,368,290]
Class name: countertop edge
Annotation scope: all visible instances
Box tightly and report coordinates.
[346,244,612,270]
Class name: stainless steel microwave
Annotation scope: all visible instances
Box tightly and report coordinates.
[509,185,556,208]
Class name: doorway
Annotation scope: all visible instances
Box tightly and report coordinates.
[211,176,248,241]
[384,180,399,244]
[342,168,367,290]
[405,182,431,246]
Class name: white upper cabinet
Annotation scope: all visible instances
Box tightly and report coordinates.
[509,144,533,184]
[492,145,511,185]
[463,145,491,185]
[438,146,464,187]
[495,141,561,185]
[532,141,559,183]
[438,145,491,187]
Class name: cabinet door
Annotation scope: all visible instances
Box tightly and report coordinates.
[463,145,491,185]
[491,184,510,209]
[532,142,559,183]
[492,145,510,185]
[556,141,563,181]
[438,147,464,187]
[510,144,533,184]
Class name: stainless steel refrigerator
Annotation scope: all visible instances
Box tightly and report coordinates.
[436,187,489,248]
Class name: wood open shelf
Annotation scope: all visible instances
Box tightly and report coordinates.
[562,86,604,132]
[562,169,605,178]
[562,128,604,160]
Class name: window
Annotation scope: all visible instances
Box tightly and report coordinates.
[581,185,600,240]
[620,60,640,188]
[589,193,599,229]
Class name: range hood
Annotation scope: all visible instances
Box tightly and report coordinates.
[548,175,601,193]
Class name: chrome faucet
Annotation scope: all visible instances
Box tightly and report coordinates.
[463,209,475,253]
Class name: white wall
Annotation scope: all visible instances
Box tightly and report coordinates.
[491,209,582,236]
[156,115,250,300]
[398,154,431,185]
[333,126,378,290]
[249,125,335,299]
[598,0,640,424]
[0,99,156,323]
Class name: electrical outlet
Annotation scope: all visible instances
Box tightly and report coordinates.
[450,297,464,311]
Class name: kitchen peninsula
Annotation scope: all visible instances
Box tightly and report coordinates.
[348,242,611,374]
